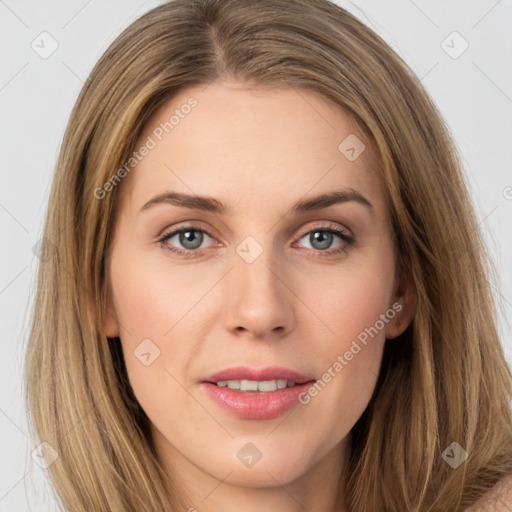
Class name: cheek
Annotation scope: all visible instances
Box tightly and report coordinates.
[309,273,389,392]
[302,256,395,352]
[110,250,199,342]
[295,253,395,439]
[109,248,208,414]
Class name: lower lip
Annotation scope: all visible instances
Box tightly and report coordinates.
[201,382,315,420]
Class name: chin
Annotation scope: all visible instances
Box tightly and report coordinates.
[215,457,310,488]
[200,438,316,488]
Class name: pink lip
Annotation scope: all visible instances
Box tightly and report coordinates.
[202,365,314,384]
[201,365,316,420]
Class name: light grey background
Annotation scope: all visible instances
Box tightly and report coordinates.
[0,0,511,509]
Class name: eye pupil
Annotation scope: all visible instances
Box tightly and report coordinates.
[310,231,333,250]
[180,230,203,249]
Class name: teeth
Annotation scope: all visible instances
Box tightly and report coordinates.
[256,380,276,392]
[277,379,287,389]
[241,379,259,391]
[216,379,297,391]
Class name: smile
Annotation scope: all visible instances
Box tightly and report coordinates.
[201,366,316,419]
[215,379,297,391]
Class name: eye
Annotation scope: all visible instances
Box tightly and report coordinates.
[157,222,355,259]
[294,224,354,256]
[158,225,216,257]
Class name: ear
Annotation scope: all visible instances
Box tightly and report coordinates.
[104,280,120,338]
[385,269,417,340]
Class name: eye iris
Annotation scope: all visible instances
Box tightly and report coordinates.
[180,230,203,250]
[310,231,332,250]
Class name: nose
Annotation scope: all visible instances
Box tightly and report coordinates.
[222,246,295,340]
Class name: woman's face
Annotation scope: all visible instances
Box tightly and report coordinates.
[105,82,414,503]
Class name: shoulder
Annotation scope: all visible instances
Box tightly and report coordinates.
[465,474,512,511]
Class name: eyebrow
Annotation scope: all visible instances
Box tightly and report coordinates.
[140,188,374,216]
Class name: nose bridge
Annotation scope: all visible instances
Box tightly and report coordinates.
[223,233,294,337]
[237,236,279,293]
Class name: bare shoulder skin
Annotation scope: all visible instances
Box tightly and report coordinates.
[466,474,512,511]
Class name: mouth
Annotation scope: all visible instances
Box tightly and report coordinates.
[212,378,299,392]
[201,366,316,420]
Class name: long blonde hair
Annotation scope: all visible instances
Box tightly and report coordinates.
[24,0,512,510]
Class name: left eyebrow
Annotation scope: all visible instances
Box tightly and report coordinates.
[290,189,373,216]
[139,188,374,216]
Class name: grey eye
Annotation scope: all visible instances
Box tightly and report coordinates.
[298,230,344,251]
[164,229,214,251]
[308,231,334,250]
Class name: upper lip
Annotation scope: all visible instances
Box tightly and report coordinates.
[202,365,315,384]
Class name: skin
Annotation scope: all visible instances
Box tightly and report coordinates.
[104,81,416,512]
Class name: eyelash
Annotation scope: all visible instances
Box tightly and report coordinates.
[157,223,355,259]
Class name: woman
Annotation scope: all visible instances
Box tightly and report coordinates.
[24,0,512,510]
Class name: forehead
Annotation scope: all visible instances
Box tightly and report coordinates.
[118,82,385,218]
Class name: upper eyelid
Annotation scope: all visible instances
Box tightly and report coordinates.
[296,223,350,236]
[159,222,216,240]
[159,222,351,246]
